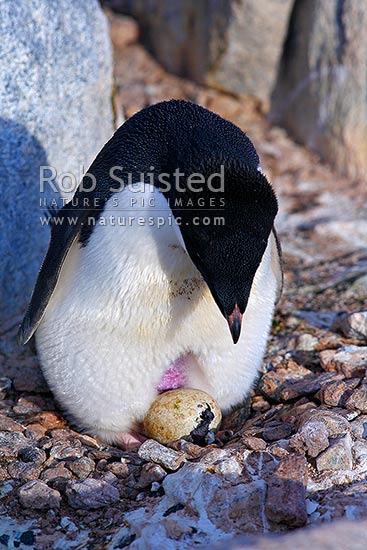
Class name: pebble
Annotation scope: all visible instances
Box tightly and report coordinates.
[65,478,120,509]
[265,455,307,527]
[50,443,84,460]
[7,461,41,481]
[290,420,329,458]
[316,435,353,472]
[18,446,46,465]
[137,462,167,488]
[40,464,73,483]
[0,415,24,432]
[345,382,367,414]
[350,415,367,439]
[0,431,29,461]
[296,333,319,351]
[332,311,367,342]
[263,421,293,442]
[18,480,61,509]
[317,377,360,407]
[68,457,96,479]
[106,461,130,479]
[138,439,186,471]
[241,436,267,451]
[320,346,367,378]
[259,361,313,401]
[169,439,206,459]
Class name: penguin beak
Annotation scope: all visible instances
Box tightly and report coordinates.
[226,304,243,344]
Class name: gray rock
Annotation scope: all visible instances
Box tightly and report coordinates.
[0,0,113,326]
[350,415,367,439]
[271,1,367,179]
[316,435,353,472]
[296,333,319,351]
[108,0,293,103]
[65,478,120,509]
[332,312,367,343]
[138,439,186,471]
[18,480,61,509]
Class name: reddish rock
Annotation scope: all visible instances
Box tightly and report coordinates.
[317,377,360,407]
[242,436,267,451]
[345,382,367,414]
[265,455,308,527]
[320,347,367,379]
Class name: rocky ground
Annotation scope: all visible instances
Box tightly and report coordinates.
[0,12,366,550]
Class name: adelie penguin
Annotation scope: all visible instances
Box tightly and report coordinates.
[19,100,282,449]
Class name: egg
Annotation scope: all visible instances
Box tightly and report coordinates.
[143,388,222,445]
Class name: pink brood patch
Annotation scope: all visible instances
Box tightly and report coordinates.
[157,357,188,392]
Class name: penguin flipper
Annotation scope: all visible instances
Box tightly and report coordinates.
[18,209,86,345]
[270,227,283,303]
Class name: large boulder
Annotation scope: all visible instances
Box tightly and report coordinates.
[271,0,367,180]
[105,0,293,104]
[0,0,114,326]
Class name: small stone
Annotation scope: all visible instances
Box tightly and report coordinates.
[12,397,42,416]
[137,462,167,489]
[296,333,319,351]
[0,415,24,432]
[33,411,67,430]
[24,423,47,439]
[290,421,329,458]
[345,382,367,414]
[265,455,307,528]
[41,464,73,483]
[316,435,353,471]
[75,433,101,449]
[106,461,129,478]
[50,443,84,460]
[263,422,293,442]
[242,436,267,451]
[320,346,367,378]
[0,377,12,400]
[18,446,46,465]
[18,480,61,509]
[65,478,120,509]
[332,311,367,342]
[251,397,271,413]
[317,377,360,407]
[168,439,205,459]
[138,439,186,471]
[0,431,29,461]
[259,361,314,401]
[7,461,41,481]
[68,457,95,479]
[350,415,367,439]
[353,440,367,470]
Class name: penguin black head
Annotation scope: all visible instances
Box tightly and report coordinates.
[165,156,277,344]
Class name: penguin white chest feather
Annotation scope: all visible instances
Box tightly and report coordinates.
[35,184,279,444]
